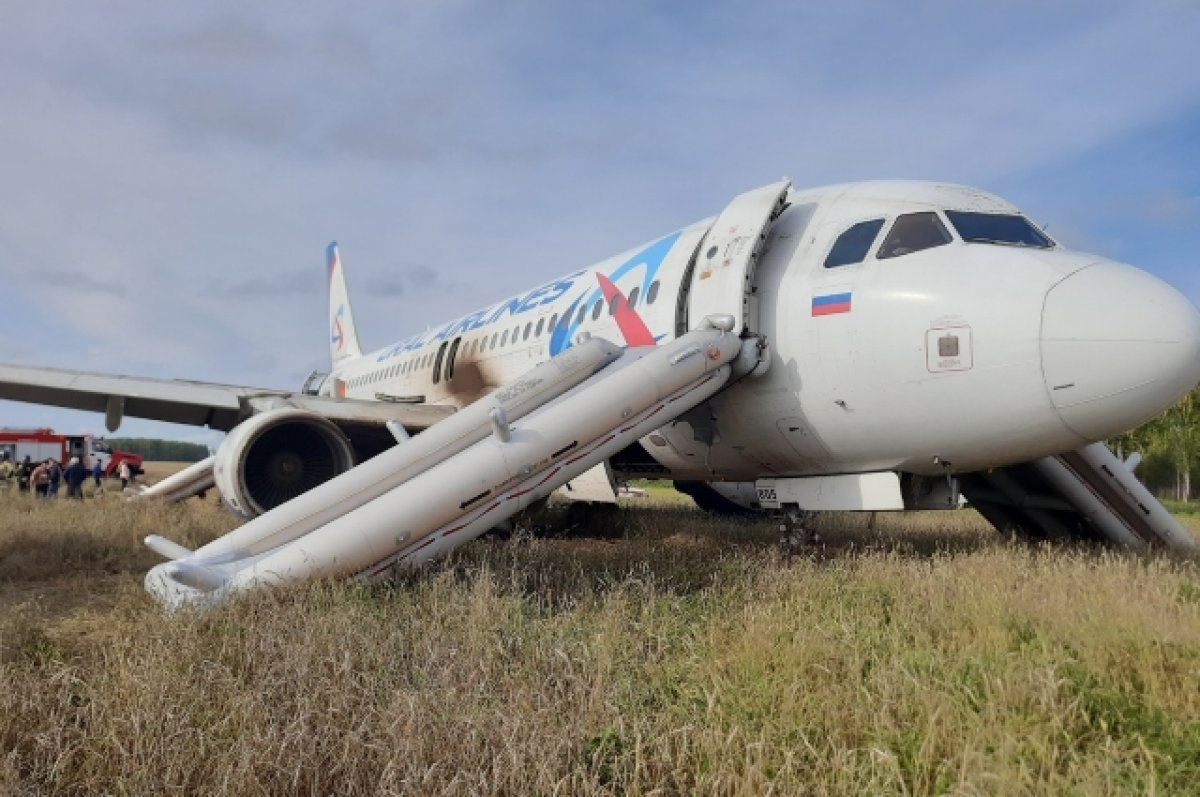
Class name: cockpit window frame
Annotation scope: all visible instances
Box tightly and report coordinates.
[876,211,953,261]
[944,210,1055,249]
[824,218,886,269]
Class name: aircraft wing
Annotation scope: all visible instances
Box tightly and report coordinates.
[0,362,455,432]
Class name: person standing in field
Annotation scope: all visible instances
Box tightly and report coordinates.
[63,457,89,499]
[92,458,103,490]
[17,457,33,494]
[118,459,131,491]
[47,458,62,499]
[0,453,14,485]
[31,460,50,498]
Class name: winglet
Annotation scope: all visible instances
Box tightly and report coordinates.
[327,242,364,366]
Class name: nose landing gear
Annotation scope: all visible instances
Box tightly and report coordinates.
[779,507,819,557]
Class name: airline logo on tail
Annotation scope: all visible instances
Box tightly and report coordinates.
[331,304,347,351]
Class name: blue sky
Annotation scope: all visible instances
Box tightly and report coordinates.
[1,1,1198,444]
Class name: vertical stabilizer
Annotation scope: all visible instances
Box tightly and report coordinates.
[327,242,363,366]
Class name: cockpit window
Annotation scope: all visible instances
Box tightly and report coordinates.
[825,219,885,268]
[945,211,1054,248]
[877,212,952,260]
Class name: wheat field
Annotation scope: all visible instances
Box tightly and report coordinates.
[2,469,1200,796]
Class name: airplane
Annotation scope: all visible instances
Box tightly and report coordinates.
[2,178,1198,608]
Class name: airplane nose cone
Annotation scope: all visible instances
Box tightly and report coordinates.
[1042,261,1200,440]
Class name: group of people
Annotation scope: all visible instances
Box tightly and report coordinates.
[0,453,130,498]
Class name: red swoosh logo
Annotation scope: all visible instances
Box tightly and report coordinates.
[594,273,655,347]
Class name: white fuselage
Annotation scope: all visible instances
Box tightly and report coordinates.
[322,181,1200,480]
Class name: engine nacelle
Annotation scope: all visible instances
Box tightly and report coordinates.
[214,408,356,518]
[674,480,762,515]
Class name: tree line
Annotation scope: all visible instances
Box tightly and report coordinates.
[105,438,211,463]
[1109,386,1200,501]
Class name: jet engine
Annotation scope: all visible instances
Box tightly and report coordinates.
[213,408,356,517]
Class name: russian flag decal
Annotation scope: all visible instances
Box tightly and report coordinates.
[812,290,852,316]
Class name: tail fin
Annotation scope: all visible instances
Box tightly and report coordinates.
[327,242,363,366]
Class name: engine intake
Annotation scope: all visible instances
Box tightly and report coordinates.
[214,409,356,517]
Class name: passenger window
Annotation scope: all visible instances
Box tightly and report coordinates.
[490,332,498,349]
[535,318,545,337]
[576,304,587,325]
[608,295,620,316]
[548,313,558,331]
[825,219,885,268]
[591,301,603,321]
[878,212,952,259]
[500,330,509,347]
[523,322,532,341]
[627,286,640,308]
[646,280,660,304]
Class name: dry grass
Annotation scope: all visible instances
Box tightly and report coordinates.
[2,473,1200,795]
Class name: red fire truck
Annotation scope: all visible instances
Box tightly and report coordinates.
[0,428,144,477]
